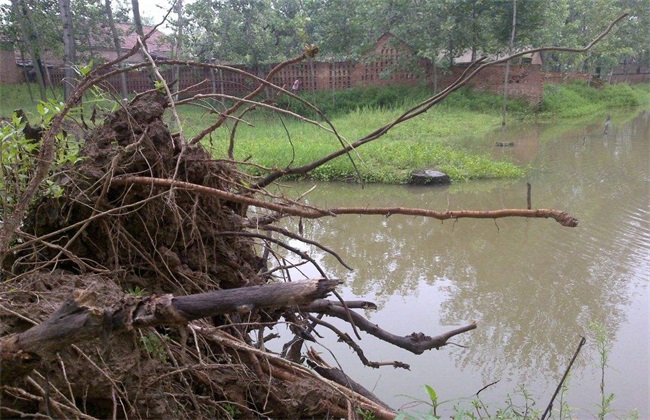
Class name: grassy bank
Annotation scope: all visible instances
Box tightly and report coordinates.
[193,105,523,183]
[539,81,649,118]
[178,86,535,183]
[2,82,648,183]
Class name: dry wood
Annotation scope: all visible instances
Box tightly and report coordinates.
[306,347,393,411]
[111,175,579,227]
[0,279,339,384]
[196,326,398,419]
[305,299,477,354]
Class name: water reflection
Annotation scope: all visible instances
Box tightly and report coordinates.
[277,110,649,416]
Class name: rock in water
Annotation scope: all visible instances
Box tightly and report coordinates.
[409,169,451,185]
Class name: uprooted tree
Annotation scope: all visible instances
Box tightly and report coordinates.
[0,15,625,419]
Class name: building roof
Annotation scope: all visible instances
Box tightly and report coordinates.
[112,23,171,57]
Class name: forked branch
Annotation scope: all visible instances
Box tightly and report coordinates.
[305,299,477,354]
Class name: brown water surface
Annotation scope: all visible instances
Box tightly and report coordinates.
[271,110,649,417]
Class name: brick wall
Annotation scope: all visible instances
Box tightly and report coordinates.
[441,64,547,104]
[5,55,644,104]
[610,64,650,84]
[91,60,596,105]
[0,49,21,84]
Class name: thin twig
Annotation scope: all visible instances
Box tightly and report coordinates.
[541,336,587,420]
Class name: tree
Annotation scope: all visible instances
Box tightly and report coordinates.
[185,0,279,65]
[104,0,129,99]
[131,0,145,50]
[501,0,516,127]
[533,0,649,74]
[172,0,184,98]
[303,0,368,59]
[58,0,76,101]
[10,0,48,101]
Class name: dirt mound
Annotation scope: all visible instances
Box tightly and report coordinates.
[0,93,293,418]
[15,92,261,294]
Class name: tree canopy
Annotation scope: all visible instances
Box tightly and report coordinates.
[1,0,648,71]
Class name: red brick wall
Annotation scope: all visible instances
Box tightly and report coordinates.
[0,49,21,84]
[611,73,650,83]
[7,56,643,104]
[610,65,650,84]
[440,64,547,103]
[438,64,594,105]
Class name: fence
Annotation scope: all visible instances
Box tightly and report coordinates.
[15,58,641,105]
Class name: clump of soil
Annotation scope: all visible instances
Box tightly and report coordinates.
[0,93,303,418]
[17,92,262,294]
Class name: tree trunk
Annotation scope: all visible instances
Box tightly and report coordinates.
[58,0,76,101]
[12,0,46,101]
[131,0,156,85]
[432,56,438,93]
[105,0,128,99]
[172,0,184,100]
[131,0,145,50]
[471,1,477,62]
[501,0,517,127]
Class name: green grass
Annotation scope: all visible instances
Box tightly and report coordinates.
[0,84,120,124]
[181,104,524,183]
[275,85,533,119]
[0,84,50,114]
[539,81,648,118]
[2,81,647,184]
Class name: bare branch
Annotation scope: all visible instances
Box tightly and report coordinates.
[305,300,477,354]
[188,50,313,145]
[307,314,409,370]
[110,176,579,227]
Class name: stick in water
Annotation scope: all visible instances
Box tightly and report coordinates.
[541,336,587,420]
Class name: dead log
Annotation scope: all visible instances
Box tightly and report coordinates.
[0,279,339,385]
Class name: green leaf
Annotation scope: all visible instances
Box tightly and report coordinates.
[80,60,93,76]
[425,385,437,404]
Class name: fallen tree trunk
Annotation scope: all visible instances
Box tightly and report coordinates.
[0,279,339,385]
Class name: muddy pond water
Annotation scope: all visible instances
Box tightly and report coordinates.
[265,110,649,417]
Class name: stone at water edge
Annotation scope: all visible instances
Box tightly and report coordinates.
[409,169,451,185]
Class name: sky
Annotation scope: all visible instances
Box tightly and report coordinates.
[139,0,174,24]
[138,0,195,26]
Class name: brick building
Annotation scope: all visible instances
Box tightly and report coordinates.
[0,37,21,84]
